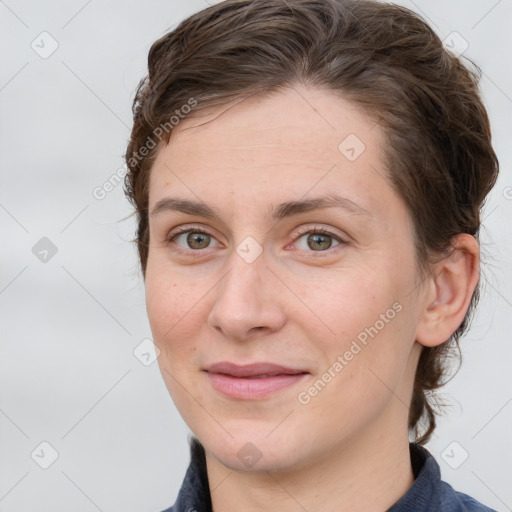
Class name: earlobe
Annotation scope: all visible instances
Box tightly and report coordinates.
[415,234,480,348]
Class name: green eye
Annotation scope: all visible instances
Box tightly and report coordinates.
[185,232,211,249]
[295,230,342,252]
[168,229,219,250]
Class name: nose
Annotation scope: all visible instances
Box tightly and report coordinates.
[207,250,287,342]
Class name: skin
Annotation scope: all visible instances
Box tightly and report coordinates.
[144,86,479,512]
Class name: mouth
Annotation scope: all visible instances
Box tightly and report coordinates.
[203,362,309,399]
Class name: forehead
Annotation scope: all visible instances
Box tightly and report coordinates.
[148,86,397,221]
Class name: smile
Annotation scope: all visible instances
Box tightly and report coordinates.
[204,362,309,399]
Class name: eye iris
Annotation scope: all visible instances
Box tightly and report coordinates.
[307,233,332,251]
[187,232,210,249]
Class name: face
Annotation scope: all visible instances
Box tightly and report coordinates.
[145,86,426,473]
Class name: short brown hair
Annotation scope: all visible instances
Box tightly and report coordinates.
[124,0,499,443]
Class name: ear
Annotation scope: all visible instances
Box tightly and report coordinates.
[415,234,480,348]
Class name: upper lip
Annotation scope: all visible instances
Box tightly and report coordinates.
[204,361,308,378]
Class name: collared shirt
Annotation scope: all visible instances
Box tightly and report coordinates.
[161,437,496,512]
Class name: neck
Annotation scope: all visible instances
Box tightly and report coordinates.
[205,420,414,512]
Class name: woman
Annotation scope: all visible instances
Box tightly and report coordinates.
[124,0,499,510]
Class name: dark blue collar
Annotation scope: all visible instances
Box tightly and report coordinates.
[163,437,495,512]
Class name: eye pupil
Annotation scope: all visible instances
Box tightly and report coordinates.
[187,232,210,249]
[307,233,332,251]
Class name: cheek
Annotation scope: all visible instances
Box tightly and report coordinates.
[145,261,204,355]
[305,268,414,390]
[298,265,395,343]
[145,266,207,408]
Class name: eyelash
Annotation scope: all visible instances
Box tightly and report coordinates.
[165,224,349,256]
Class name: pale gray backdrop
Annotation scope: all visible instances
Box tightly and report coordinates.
[1,1,511,511]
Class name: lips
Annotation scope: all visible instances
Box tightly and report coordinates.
[204,362,309,399]
[204,361,307,378]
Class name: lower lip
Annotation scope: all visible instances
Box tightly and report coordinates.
[206,372,308,399]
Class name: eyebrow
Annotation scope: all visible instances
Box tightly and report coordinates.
[150,193,369,221]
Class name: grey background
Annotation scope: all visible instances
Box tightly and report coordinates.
[1,1,511,510]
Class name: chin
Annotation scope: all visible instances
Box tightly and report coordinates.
[197,426,318,474]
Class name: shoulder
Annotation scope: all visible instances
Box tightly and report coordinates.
[158,436,211,512]
[389,444,497,512]
[439,481,497,511]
